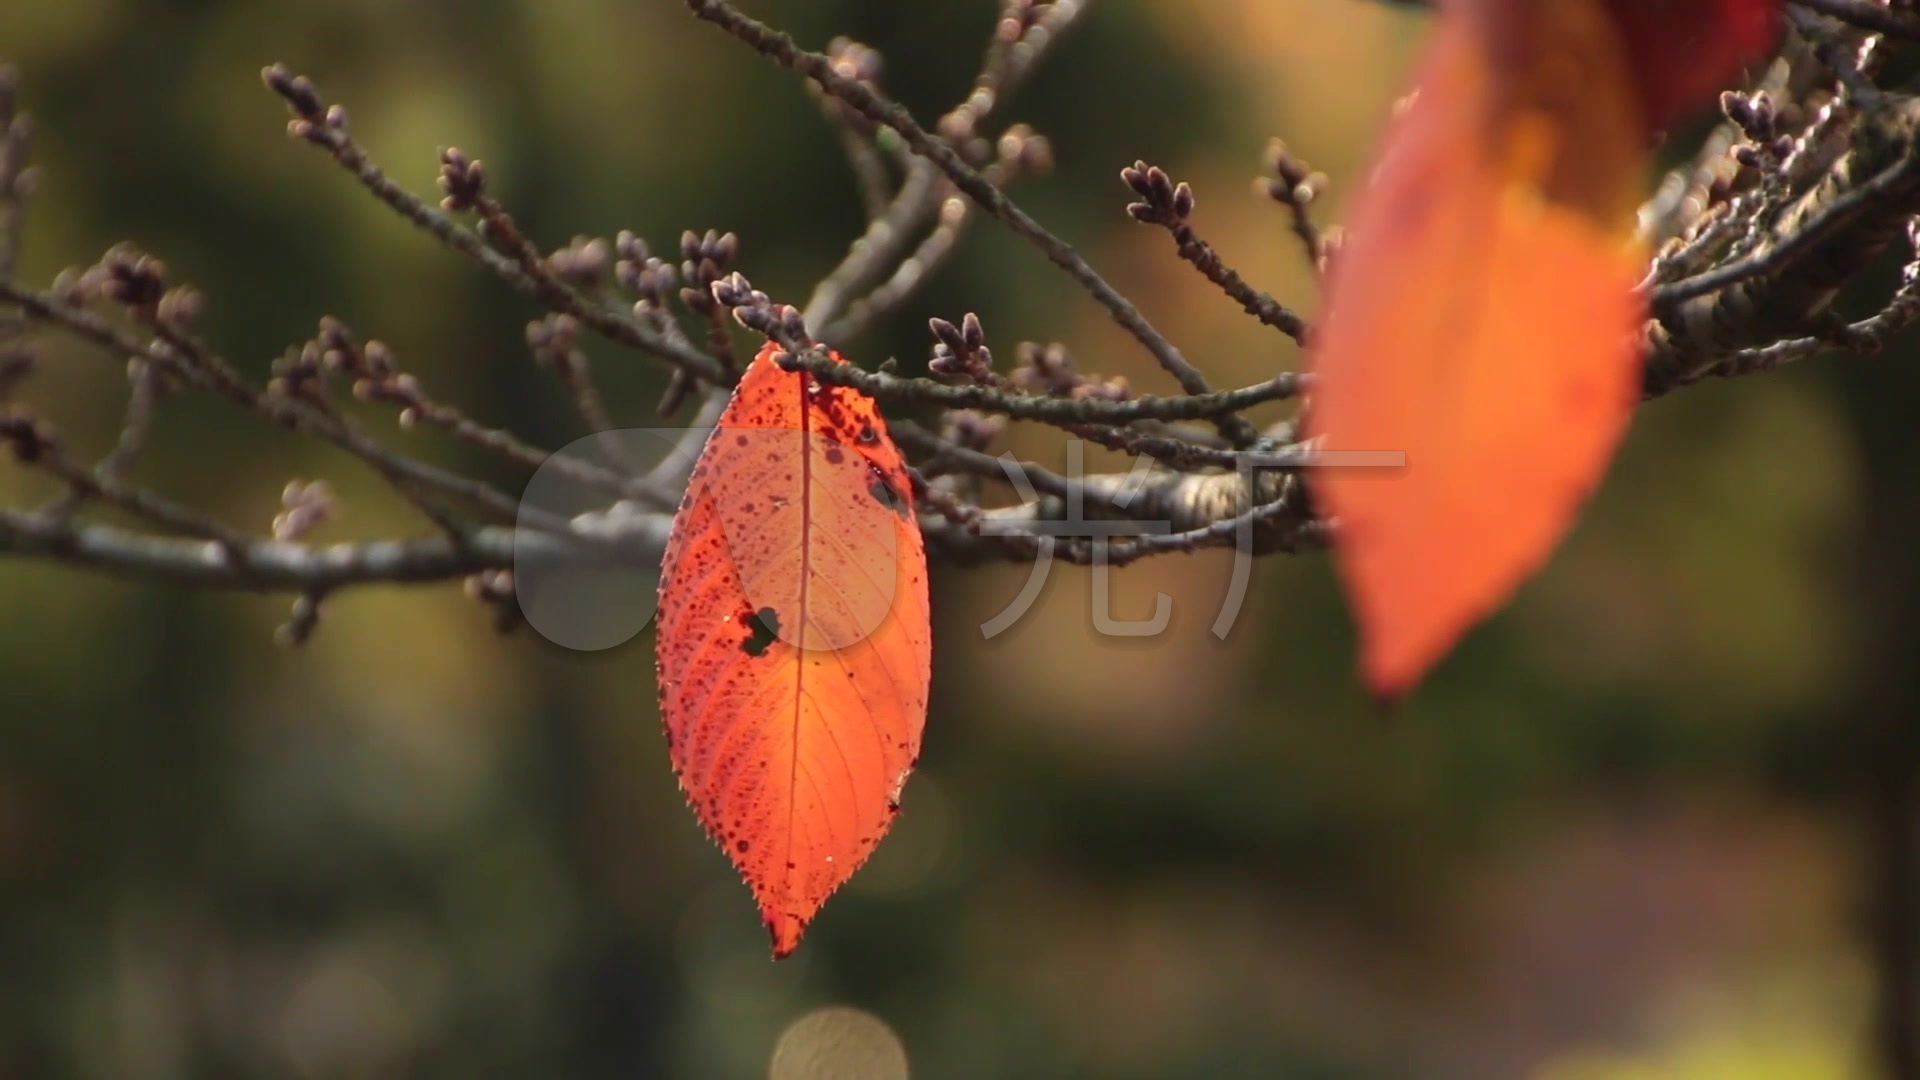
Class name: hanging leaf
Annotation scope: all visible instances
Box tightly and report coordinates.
[1600,0,1781,134]
[655,342,932,958]
[1305,0,1680,699]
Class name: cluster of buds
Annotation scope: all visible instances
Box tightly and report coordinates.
[261,63,321,118]
[940,1,1072,149]
[817,37,885,133]
[272,479,336,541]
[546,235,611,292]
[154,286,205,330]
[262,64,349,150]
[267,317,423,420]
[268,316,375,402]
[995,123,1054,178]
[276,592,326,647]
[929,312,992,381]
[1722,90,1794,170]
[1070,374,1130,402]
[348,347,431,427]
[463,569,522,635]
[939,408,1006,453]
[1259,139,1326,209]
[315,316,367,371]
[1121,162,1194,227]
[712,272,809,348]
[938,93,992,150]
[99,244,169,310]
[1010,340,1074,394]
[995,0,1062,44]
[526,312,589,384]
[943,110,1056,174]
[437,146,487,213]
[56,245,206,332]
[1009,340,1130,401]
[1723,89,1781,143]
[267,344,325,403]
[677,229,741,318]
[613,231,680,314]
[827,36,883,85]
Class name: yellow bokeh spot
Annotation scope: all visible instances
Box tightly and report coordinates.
[769,1006,909,1080]
[1537,1029,1862,1080]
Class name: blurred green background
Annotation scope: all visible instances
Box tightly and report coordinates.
[1,1,1915,1077]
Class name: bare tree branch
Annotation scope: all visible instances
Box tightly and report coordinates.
[683,0,1262,447]
[1795,0,1920,40]
[0,2,1912,642]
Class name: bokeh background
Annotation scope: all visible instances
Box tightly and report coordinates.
[1,1,1916,1077]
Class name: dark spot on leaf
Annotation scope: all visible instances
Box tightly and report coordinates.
[866,467,910,519]
[825,445,844,465]
[735,435,749,447]
[735,839,751,853]
[742,606,781,656]
[856,423,879,445]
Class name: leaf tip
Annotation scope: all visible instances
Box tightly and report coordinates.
[1363,679,1410,720]
[1355,613,1448,708]
[767,911,809,960]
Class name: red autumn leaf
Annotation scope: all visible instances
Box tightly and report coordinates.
[1602,0,1782,133]
[1305,0,1775,700]
[655,342,932,958]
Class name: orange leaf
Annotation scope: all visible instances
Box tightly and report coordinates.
[655,342,932,957]
[1305,0,1652,699]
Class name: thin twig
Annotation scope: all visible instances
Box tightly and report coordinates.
[685,0,1258,446]
[1094,487,1302,567]
[4,415,250,550]
[0,281,550,531]
[0,511,666,591]
[1650,146,1920,308]
[1794,0,1920,40]
[822,194,973,343]
[803,159,943,331]
[776,346,1302,422]
[40,357,163,522]
[261,66,726,384]
[355,359,678,509]
[1124,161,1309,342]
